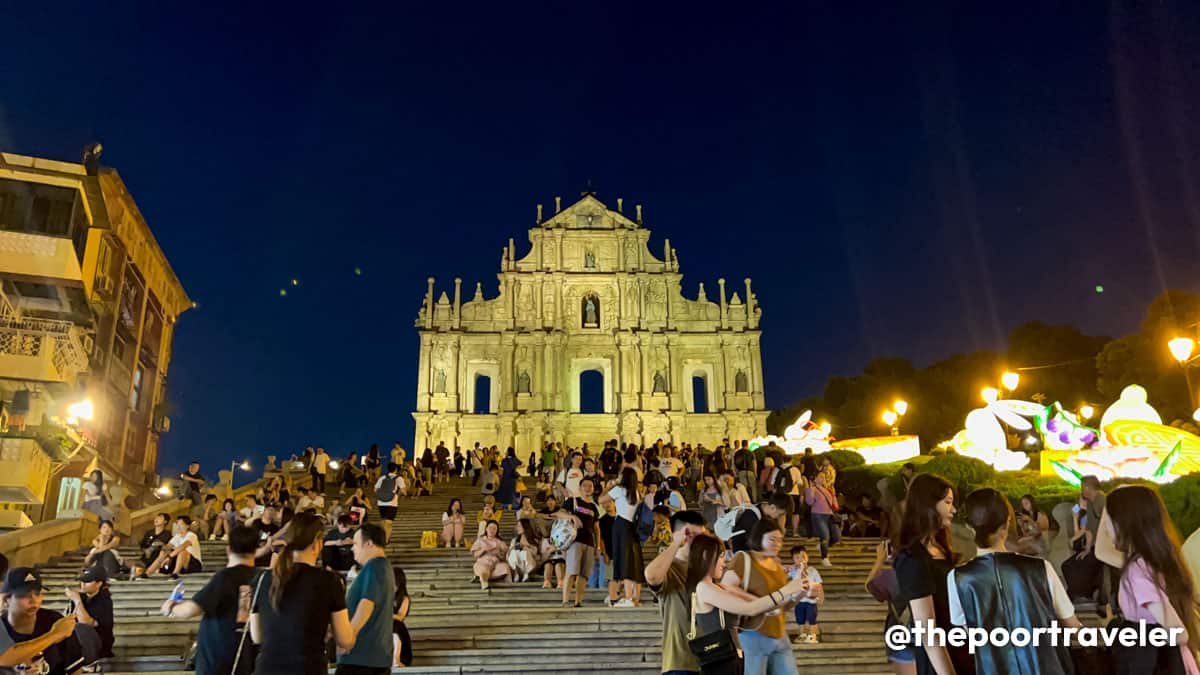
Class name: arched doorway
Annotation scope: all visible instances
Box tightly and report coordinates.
[473,374,492,414]
[579,370,604,413]
[691,375,709,413]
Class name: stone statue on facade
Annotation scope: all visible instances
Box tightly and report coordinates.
[517,370,531,394]
[735,369,749,393]
[433,368,447,393]
[583,296,599,327]
[653,370,667,393]
[585,249,596,269]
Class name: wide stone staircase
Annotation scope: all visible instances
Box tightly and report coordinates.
[36,479,893,674]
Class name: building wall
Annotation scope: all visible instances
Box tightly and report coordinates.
[0,151,189,519]
[412,194,769,454]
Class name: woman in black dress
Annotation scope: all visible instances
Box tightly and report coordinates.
[894,473,973,675]
[392,566,413,667]
[605,467,645,606]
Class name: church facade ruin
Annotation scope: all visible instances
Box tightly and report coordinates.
[411,193,769,454]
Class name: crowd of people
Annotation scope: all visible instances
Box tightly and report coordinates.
[10,436,1191,675]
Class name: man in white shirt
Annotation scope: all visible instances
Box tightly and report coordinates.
[658,448,683,479]
[312,447,330,493]
[557,452,585,499]
[239,495,266,525]
[147,515,203,578]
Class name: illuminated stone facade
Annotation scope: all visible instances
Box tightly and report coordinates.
[412,193,768,454]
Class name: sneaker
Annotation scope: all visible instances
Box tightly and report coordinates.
[604,597,614,607]
[821,558,832,567]
[221,534,228,542]
[208,534,216,541]
[807,634,819,644]
[614,598,635,608]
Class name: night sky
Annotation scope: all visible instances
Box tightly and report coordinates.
[4,3,1200,480]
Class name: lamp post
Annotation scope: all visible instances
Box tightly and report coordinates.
[229,460,251,491]
[881,400,908,436]
[1078,404,1095,422]
[1169,337,1198,409]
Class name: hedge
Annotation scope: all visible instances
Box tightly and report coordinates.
[830,451,1200,535]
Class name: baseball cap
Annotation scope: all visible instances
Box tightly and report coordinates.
[78,566,108,583]
[2,567,43,595]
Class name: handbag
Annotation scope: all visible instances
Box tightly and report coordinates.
[738,553,770,632]
[688,591,743,674]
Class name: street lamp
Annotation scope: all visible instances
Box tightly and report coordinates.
[982,387,999,404]
[893,400,908,416]
[1169,337,1196,364]
[66,398,94,422]
[882,410,898,427]
[1001,372,1020,392]
[1079,405,1095,421]
[329,460,341,471]
[155,484,171,498]
[1169,337,1199,407]
[231,459,251,475]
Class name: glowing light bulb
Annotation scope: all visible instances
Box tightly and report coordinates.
[882,410,899,427]
[1079,405,1095,420]
[819,422,831,435]
[1169,337,1196,364]
[982,387,999,404]
[66,399,94,421]
[1001,372,1020,391]
[893,400,908,416]
[240,461,251,471]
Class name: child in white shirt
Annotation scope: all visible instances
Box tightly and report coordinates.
[786,544,824,644]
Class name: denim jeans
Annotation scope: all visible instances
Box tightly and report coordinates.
[740,629,798,675]
[588,557,607,588]
[811,513,841,558]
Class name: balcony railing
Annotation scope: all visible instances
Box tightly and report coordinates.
[0,315,88,382]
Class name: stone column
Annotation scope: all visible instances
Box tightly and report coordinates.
[745,278,757,329]
[750,336,766,409]
[453,278,462,329]
[424,277,435,329]
[718,278,728,329]
[416,334,432,412]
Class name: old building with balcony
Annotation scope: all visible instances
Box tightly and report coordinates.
[0,148,190,525]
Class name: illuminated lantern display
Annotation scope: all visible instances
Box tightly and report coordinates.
[830,436,921,465]
[1099,384,1162,429]
[750,410,833,456]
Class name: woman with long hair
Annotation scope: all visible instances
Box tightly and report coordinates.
[686,532,811,674]
[365,443,382,484]
[607,467,645,606]
[211,498,239,541]
[392,566,413,668]
[895,473,972,675]
[1097,485,1200,674]
[700,474,724,529]
[340,452,362,495]
[719,518,799,675]
[1014,494,1049,557]
[249,513,355,675]
[947,488,1079,675]
[507,518,543,582]
[442,498,465,548]
[469,520,512,591]
[82,469,113,521]
[82,519,123,578]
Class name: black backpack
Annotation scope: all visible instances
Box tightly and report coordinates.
[377,475,397,502]
[774,465,795,493]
